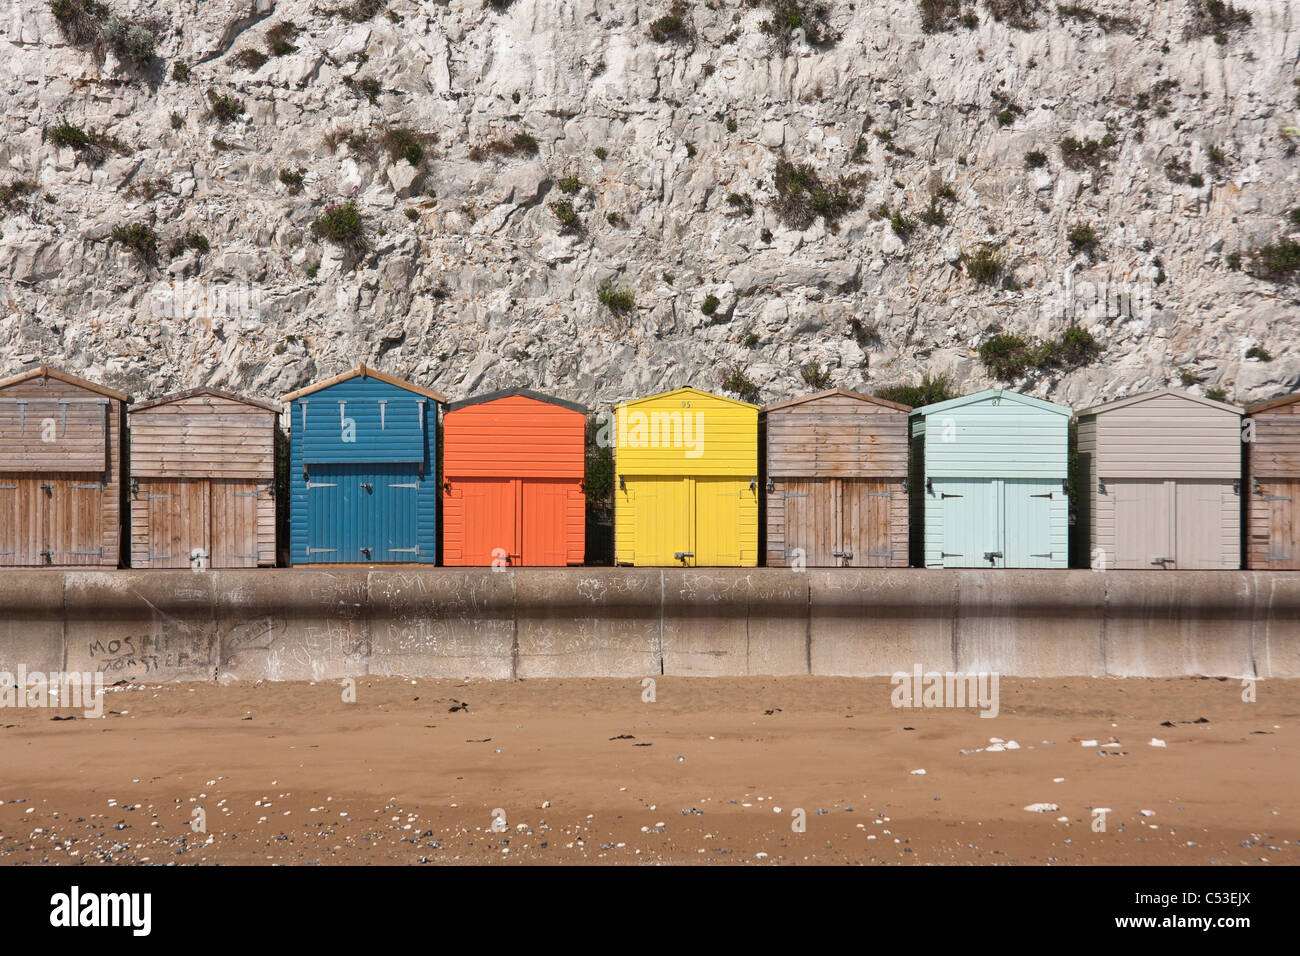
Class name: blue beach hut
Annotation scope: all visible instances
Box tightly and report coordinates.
[282,365,444,565]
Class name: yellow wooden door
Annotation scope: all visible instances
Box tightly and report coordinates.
[694,476,757,566]
[625,475,693,565]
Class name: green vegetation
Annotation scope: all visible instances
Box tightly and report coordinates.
[468,130,539,161]
[701,294,720,316]
[985,0,1045,30]
[979,326,1100,379]
[49,0,157,71]
[606,212,622,226]
[1225,251,1241,270]
[597,278,636,314]
[800,360,832,389]
[207,91,244,123]
[0,180,36,208]
[381,127,427,166]
[649,2,691,42]
[1024,149,1047,168]
[1059,134,1116,170]
[549,199,582,234]
[266,21,299,56]
[761,0,836,54]
[996,109,1015,127]
[557,174,581,194]
[1179,369,1200,387]
[347,76,381,102]
[593,147,608,160]
[1249,239,1300,282]
[873,372,957,408]
[1246,345,1273,362]
[960,244,1003,284]
[167,232,209,257]
[327,0,386,22]
[918,201,945,227]
[1205,386,1228,402]
[172,61,191,81]
[772,157,861,230]
[848,316,878,346]
[1066,223,1098,254]
[722,366,761,404]
[725,117,738,134]
[404,207,419,222]
[726,192,754,217]
[1185,0,1252,45]
[46,122,125,164]
[110,222,158,262]
[1055,3,1136,33]
[917,0,961,33]
[889,209,916,239]
[742,332,760,349]
[279,168,305,194]
[311,200,365,251]
[232,49,268,70]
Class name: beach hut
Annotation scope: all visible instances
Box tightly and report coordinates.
[1076,389,1242,570]
[1243,392,1300,569]
[128,388,280,568]
[614,386,758,566]
[761,389,910,567]
[442,388,587,567]
[0,365,128,567]
[910,388,1071,568]
[282,365,444,565]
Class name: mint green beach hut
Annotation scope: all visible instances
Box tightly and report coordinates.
[909,389,1072,568]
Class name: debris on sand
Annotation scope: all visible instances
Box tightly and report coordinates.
[1024,803,1059,813]
[1150,738,1167,748]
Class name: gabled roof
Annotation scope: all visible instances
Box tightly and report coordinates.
[130,386,281,414]
[280,364,447,403]
[445,388,587,415]
[618,386,757,410]
[909,387,1072,418]
[1075,387,1242,418]
[0,364,130,402]
[1246,391,1300,414]
[761,388,911,414]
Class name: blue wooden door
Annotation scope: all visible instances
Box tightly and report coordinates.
[305,463,421,562]
[936,478,1001,567]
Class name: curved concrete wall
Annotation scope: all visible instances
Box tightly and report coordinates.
[0,569,1296,681]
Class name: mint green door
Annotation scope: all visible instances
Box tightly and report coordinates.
[1003,478,1061,568]
[936,478,1001,567]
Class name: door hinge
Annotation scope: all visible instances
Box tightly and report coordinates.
[389,547,420,554]
[305,548,337,555]
[146,492,172,499]
[70,483,103,490]
[147,553,173,560]
[234,491,260,498]
[1030,552,1053,558]
[67,548,105,556]
[305,481,337,490]
[389,482,419,489]
[941,493,963,499]
[866,491,893,498]
[940,552,963,558]
[1265,495,1293,502]
[0,485,16,490]
[235,552,260,558]
[867,551,894,557]
[1030,493,1054,499]
[1265,554,1293,562]
[783,492,808,499]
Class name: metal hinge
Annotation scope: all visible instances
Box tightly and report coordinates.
[305,548,337,555]
[940,552,963,558]
[866,491,893,498]
[235,552,260,558]
[941,492,963,499]
[234,491,260,498]
[867,551,894,558]
[389,482,419,488]
[70,483,103,490]
[68,548,104,556]
[1030,552,1053,558]
[782,492,808,499]
[147,553,173,560]
[1265,495,1293,502]
[0,485,15,490]
[1265,554,1293,562]
[305,481,337,490]
[1030,493,1054,499]
[146,493,171,499]
[389,547,419,554]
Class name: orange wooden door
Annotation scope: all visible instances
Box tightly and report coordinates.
[451,478,517,566]
[521,478,575,566]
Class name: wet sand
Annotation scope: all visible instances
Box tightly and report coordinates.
[0,675,1296,865]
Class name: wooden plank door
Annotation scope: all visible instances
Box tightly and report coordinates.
[210,479,262,568]
[1260,480,1298,569]
[1002,478,1058,568]
[146,479,209,568]
[0,477,40,565]
[626,476,692,566]
[935,478,1001,567]
[521,478,570,567]
[1174,480,1232,569]
[1110,479,1172,569]
[453,477,516,566]
[840,478,895,567]
[46,476,105,565]
[783,478,836,567]
[694,476,748,567]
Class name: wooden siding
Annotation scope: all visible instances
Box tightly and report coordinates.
[129,395,276,479]
[916,395,1069,480]
[1245,401,1300,568]
[615,388,757,478]
[765,477,907,567]
[130,477,275,568]
[0,399,107,471]
[761,394,908,479]
[443,393,585,479]
[920,477,1068,569]
[1247,400,1300,479]
[1081,392,1242,479]
[0,373,122,566]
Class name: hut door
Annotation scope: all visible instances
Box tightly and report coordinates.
[1110,479,1173,569]
[625,476,692,566]
[839,478,895,567]
[146,479,208,568]
[379,464,422,561]
[38,477,105,566]
[783,478,835,566]
[210,479,261,568]
[936,479,1001,568]
[695,476,750,566]
[521,479,569,566]
[455,478,516,565]
[1002,479,1058,568]
[1174,480,1233,569]
[0,478,41,565]
[1261,480,1297,569]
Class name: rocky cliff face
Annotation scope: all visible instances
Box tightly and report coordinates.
[1,0,1297,411]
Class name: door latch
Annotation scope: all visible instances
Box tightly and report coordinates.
[831,549,853,559]
[983,551,1003,563]
[360,482,374,492]
[674,551,694,561]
